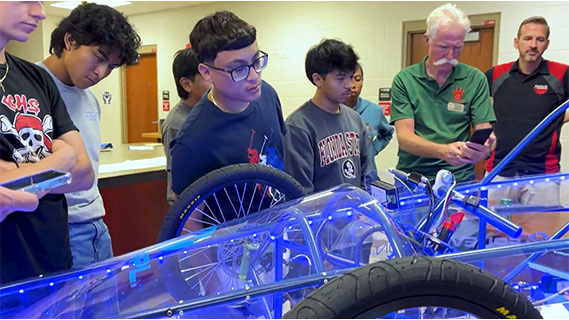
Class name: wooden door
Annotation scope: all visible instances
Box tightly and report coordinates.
[409,27,495,180]
[125,53,158,143]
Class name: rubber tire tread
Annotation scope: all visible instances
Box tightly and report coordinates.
[284,256,542,319]
[158,163,305,242]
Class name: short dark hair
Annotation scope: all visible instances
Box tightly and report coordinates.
[189,11,257,63]
[49,3,141,66]
[517,16,550,39]
[305,39,359,85]
[172,48,201,100]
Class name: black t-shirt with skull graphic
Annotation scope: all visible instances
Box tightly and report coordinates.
[0,53,76,284]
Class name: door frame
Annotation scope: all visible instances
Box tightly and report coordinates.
[121,44,158,143]
[401,12,501,68]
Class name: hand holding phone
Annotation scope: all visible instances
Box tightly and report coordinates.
[469,127,493,145]
[0,169,72,194]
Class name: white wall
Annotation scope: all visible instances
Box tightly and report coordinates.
[39,1,569,202]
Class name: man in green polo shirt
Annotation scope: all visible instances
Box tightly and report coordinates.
[391,3,495,183]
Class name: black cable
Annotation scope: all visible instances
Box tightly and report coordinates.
[421,180,435,235]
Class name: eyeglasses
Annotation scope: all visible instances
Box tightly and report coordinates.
[204,51,269,82]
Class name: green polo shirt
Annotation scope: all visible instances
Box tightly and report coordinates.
[390,56,495,182]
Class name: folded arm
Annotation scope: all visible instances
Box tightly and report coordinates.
[0,130,94,193]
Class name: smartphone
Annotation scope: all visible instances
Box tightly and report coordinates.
[469,127,493,145]
[1,169,72,193]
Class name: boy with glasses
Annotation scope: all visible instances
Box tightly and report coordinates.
[170,11,286,225]
[168,11,287,302]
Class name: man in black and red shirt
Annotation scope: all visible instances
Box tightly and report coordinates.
[485,16,569,206]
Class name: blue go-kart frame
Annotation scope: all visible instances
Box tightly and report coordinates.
[0,100,568,319]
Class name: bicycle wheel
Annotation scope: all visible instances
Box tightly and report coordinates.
[284,256,541,319]
[159,163,305,241]
[157,164,305,310]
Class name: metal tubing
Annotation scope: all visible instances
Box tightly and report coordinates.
[458,172,569,192]
[451,190,522,238]
[502,221,569,282]
[438,238,569,263]
[357,202,409,258]
[273,236,283,318]
[129,270,347,319]
[478,217,487,250]
[291,212,325,273]
[482,99,569,184]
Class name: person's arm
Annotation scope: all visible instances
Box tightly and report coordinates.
[390,73,468,166]
[51,131,93,193]
[359,119,371,187]
[284,124,315,195]
[394,118,468,166]
[0,140,76,185]
[161,121,175,175]
[371,109,394,154]
[0,131,93,193]
[2,65,95,193]
[171,141,204,195]
[0,186,39,223]
[460,70,496,163]
[563,67,569,123]
[1,133,94,193]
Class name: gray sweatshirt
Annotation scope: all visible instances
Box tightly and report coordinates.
[284,100,370,195]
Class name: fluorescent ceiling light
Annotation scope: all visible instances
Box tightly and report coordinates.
[50,1,132,10]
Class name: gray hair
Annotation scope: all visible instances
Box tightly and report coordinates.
[426,3,471,39]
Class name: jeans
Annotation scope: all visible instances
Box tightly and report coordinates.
[69,218,113,268]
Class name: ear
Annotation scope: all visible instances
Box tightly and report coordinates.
[63,32,76,51]
[423,32,430,46]
[513,37,519,50]
[179,77,192,94]
[544,39,550,51]
[198,63,214,83]
[312,73,323,88]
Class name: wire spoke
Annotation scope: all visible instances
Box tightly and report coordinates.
[257,184,270,213]
[203,200,221,224]
[233,183,247,218]
[245,183,259,217]
[212,192,227,224]
[223,187,240,218]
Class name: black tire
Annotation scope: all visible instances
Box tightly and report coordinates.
[284,256,541,319]
[159,163,305,242]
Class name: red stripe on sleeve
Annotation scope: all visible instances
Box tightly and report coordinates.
[545,129,560,173]
[547,61,569,83]
[492,62,515,82]
[485,149,496,173]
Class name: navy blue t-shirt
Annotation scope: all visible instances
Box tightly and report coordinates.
[171,81,286,196]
